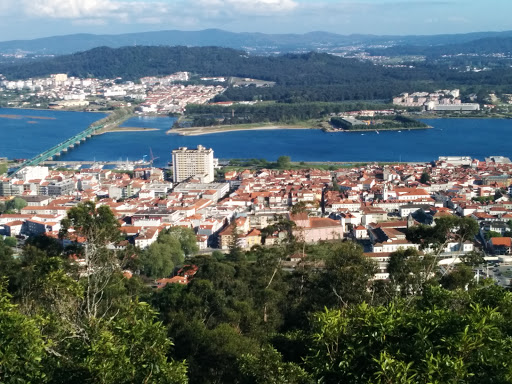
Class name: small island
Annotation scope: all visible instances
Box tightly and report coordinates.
[167,114,430,136]
[167,122,314,136]
[328,115,431,132]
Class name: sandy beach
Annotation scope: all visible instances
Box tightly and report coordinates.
[167,125,313,136]
[0,114,56,120]
[97,127,160,134]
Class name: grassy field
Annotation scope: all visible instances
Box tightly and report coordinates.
[218,160,407,174]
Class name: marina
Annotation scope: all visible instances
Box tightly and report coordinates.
[39,160,153,170]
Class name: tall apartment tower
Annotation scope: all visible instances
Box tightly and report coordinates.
[171,145,215,183]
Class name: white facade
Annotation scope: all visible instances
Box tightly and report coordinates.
[16,166,49,182]
[172,145,215,183]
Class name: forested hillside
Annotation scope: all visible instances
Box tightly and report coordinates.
[2,203,512,383]
[368,36,512,57]
[0,46,416,83]
[2,45,512,102]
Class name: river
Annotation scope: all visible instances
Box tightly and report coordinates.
[0,109,510,167]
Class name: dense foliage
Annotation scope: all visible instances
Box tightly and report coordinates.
[0,197,27,214]
[1,205,510,383]
[368,36,512,58]
[183,102,393,127]
[4,45,512,103]
[330,115,428,130]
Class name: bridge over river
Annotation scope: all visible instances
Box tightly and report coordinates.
[9,123,105,176]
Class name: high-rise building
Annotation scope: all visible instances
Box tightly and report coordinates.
[171,145,214,183]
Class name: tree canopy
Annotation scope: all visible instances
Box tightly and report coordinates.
[1,203,510,383]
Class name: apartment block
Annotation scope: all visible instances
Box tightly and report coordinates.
[172,145,215,183]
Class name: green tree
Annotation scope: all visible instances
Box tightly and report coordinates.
[227,220,244,262]
[1,197,28,213]
[308,286,512,384]
[59,201,123,320]
[440,264,475,290]
[11,197,27,213]
[84,301,188,384]
[9,202,190,383]
[276,156,291,169]
[290,201,307,216]
[0,162,7,175]
[25,234,64,256]
[331,179,341,192]
[420,170,430,184]
[211,250,225,261]
[315,242,377,308]
[2,237,16,248]
[140,227,198,278]
[173,320,259,384]
[407,216,479,255]
[460,250,485,267]
[140,242,177,278]
[0,238,18,290]
[0,281,47,383]
[163,227,199,256]
[239,345,313,384]
[387,248,435,296]
[60,201,121,246]
[485,230,502,241]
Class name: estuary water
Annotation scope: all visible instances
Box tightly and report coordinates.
[0,109,511,167]
[0,108,107,159]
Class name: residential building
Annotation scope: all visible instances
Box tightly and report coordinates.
[172,145,215,183]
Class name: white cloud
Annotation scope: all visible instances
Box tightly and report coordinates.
[447,16,469,23]
[15,0,297,24]
[72,18,108,26]
[25,0,122,19]
[197,0,297,13]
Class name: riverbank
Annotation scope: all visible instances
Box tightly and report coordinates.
[168,123,314,136]
[169,119,433,135]
[97,127,160,134]
[326,125,432,133]
[92,109,135,135]
[220,159,420,173]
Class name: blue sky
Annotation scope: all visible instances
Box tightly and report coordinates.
[0,0,510,41]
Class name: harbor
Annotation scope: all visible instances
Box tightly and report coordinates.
[40,160,154,170]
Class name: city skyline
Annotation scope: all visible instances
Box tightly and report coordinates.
[0,0,510,41]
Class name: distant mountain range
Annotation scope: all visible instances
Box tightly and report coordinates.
[368,36,512,57]
[3,28,512,55]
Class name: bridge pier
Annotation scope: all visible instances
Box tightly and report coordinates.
[8,123,104,176]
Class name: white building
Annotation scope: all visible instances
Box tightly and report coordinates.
[172,145,215,183]
[16,166,49,182]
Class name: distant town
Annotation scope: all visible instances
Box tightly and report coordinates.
[0,71,227,113]
[0,72,506,119]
